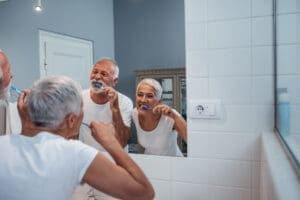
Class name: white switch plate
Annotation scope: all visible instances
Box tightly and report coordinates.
[188,99,222,119]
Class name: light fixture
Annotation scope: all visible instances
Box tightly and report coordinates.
[33,0,43,12]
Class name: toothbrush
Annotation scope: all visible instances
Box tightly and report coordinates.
[141,105,152,110]
[10,85,23,95]
[92,81,103,89]
[81,122,89,127]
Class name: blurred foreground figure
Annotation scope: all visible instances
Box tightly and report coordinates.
[0,75,154,200]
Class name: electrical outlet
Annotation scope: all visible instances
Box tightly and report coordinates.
[188,99,222,119]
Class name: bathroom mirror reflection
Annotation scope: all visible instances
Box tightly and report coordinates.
[0,0,187,157]
[275,0,300,170]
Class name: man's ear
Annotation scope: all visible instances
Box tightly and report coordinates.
[113,77,119,87]
[65,113,77,129]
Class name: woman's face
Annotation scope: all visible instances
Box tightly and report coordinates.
[136,83,160,112]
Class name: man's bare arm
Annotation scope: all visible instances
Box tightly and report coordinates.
[83,121,154,200]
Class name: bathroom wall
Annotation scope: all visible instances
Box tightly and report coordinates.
[0,0,114,88]
[260,132,300,200]
[130,0,274,199]
[113,0,185,100]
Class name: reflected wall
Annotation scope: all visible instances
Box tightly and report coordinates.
[275,0,300,172]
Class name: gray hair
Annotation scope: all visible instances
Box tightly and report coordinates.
[27,75,83,128]
[137,78,163,99]
[96,57,119,79]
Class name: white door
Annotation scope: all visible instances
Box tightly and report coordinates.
[39,30,93,89]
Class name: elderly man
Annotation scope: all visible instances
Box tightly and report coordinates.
[80,58,133,149]
[0,75,154,200]
[0,50,13,135]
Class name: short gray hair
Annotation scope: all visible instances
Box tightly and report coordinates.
[96,57,119,79]
[27,75,83,128]
[137,78,163,99]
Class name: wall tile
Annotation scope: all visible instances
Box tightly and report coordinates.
[187,22,207,50]
[209,48,251,77]
[252,189,260,200]
[171,182,212,200]
[277,0,300,14]
[186,0,207,23]
[188,131,262,161]
[187,78,209,99]
[251,162,261,190]
[276,14,299,44]
[150,179,171,200]
[207,19,251,48]
[277,44,300,75]
[171,157,213,184]
[252,76,274,105]
[130,154,171,180]
[252,16,273,46]
[252,0,273,17]
[252,46,274,75]
[207,0,250,21]
[210,159,252,188]
[252,105,274,133]
[209,77,252,105]
[187,51,209,77]
[212,186,251,200]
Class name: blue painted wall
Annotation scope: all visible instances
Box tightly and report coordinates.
[0,0,185,103]
[113,0,185,101]
[0,0,114,88]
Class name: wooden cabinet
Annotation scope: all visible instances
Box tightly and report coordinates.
[135,68,187,155]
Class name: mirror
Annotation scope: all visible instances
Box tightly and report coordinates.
[0,0,186,156]
[275,0,300,172]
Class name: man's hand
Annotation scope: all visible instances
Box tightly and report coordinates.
[90,120,120,150]
[104,87,119,111]
[17,90,34,133]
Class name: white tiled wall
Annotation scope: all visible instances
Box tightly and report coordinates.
[130,0,275,199]
[276,1,300,137]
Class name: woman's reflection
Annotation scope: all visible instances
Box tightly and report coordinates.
[131,78,187,157]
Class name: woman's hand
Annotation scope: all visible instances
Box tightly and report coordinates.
[152,104,178,118]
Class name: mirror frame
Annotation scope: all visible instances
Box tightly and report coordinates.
[274,0,300,176]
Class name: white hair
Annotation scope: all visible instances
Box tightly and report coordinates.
[96,57,119,79]
[27,75,83,128]
[137,78,163,99]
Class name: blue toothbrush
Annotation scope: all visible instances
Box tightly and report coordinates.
[10,85,23,95]
[141,105,152,110]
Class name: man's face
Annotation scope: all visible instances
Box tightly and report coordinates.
[89,60,118,92]
[0,52,13,89]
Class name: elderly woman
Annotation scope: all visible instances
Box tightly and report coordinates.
[132,78,187,156]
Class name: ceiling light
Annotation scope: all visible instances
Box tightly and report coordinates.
[33,0,43,12]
